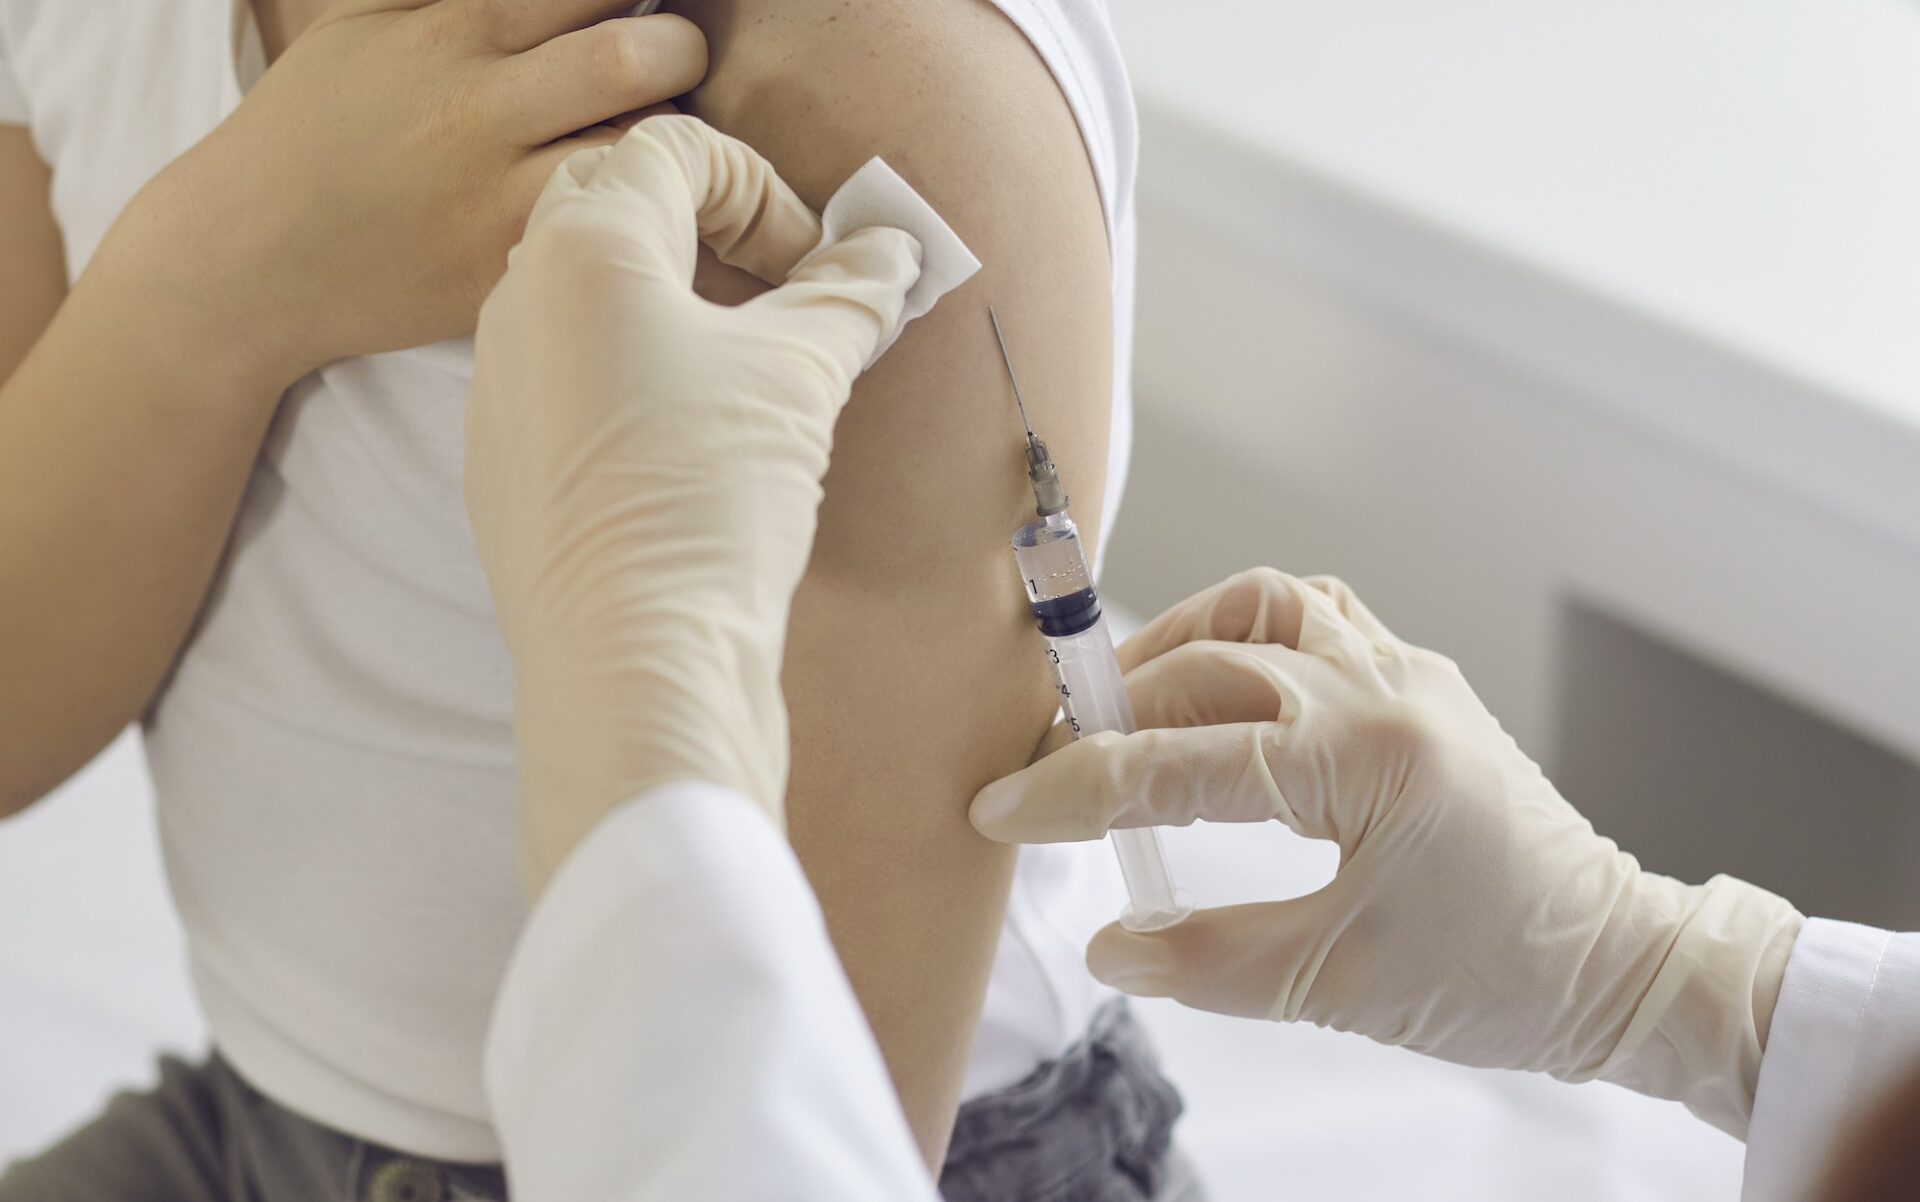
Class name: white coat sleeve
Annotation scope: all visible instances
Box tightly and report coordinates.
[483,781,940,1202]
[1743,918,1920,1202]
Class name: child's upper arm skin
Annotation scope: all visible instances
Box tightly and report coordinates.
[667,0,1117,1165]
[0,126,67,387]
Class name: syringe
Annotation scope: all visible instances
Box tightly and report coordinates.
[989,307,1193,933]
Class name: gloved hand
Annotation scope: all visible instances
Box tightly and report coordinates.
[467,114,922,895]
[971,568,1804,1136]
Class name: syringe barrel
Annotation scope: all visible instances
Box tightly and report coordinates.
[1013,515,1192,933]
[1039,617,1192,931]
[1044,615,1135,738]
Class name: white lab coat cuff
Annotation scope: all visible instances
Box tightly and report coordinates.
[484,781,938,1202]
[1743,918,1920,1202]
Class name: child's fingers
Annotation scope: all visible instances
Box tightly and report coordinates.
[490,15,707,147]
[324,0,438,19]
[465,0,641,53]
[602,101,680,133]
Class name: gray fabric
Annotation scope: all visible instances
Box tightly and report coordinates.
[940,1000,1204,1202]
[0,1001,1200,1202]
[0,1057,504,1202]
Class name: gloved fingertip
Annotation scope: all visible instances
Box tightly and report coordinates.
[1087,924,1178,997]
[848,223,922,263]
[969,776,1103,845]
[789,225,924,292]
[565,143,616,186]
[524,145,616,244]
[967,779,1023,843]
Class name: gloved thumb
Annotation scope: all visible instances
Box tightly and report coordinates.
[1086,898,1335,1024]
[747,226,924,386]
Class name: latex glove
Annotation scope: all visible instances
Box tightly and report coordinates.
[467,115,922,895]
[971,568,1804,1136]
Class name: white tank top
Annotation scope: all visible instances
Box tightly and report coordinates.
[0,0,1138,1159]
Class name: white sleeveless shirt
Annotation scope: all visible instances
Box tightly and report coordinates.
[0,0,1137,1159]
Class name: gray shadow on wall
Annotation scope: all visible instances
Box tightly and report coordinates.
[1551,602,1920,930]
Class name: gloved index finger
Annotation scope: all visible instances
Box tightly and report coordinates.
[1122,639,1305,733]
[1119,567,1383,674]
[1117,568,1315,672]
[589,114,823,287]
[1301,574,1406,653]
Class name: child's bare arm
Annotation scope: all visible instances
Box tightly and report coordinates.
[671,0,1117,1165]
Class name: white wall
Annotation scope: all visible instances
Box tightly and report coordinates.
[1098,7,1920,1193]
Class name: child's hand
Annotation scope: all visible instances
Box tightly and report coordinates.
[109,0,707,387]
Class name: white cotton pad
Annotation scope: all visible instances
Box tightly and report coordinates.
[808,157,982,363]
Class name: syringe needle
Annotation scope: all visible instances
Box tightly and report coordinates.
[987,305,1036,442]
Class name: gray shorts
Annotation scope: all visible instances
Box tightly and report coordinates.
[1,1001,1201,1202]
[941,1000,1204,1202]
